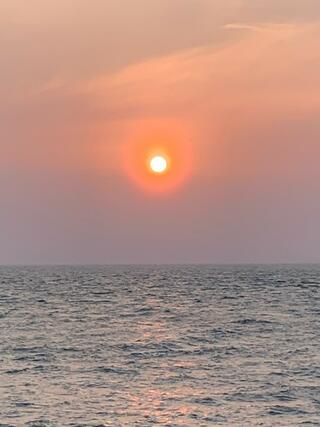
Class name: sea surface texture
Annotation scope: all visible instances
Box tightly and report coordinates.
[0,265,320,426]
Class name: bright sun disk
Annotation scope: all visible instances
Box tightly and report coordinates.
[150,155,168,174]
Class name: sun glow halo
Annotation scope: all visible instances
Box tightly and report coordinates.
[121,120,193,192]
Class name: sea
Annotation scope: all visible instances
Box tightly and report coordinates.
[0,264,319,426]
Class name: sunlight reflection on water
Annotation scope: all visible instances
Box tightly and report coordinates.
[0,264,319,426]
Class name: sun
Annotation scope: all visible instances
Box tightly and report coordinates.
[149,155,168,174]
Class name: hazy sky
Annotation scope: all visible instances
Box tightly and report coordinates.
[1,0,320,264]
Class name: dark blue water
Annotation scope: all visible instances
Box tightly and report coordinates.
[0,265,320,426]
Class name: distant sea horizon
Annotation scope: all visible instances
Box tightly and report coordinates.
[2,261,320,267]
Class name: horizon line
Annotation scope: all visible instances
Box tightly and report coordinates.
[1,262,320,268]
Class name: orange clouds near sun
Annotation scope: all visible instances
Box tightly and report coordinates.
[122,120,193,193]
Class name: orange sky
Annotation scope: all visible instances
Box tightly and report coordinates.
[1,0,320,264]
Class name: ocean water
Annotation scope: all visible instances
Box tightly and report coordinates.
[0,265,320,427]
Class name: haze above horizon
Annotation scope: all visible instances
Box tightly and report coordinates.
[1,0,320,264]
